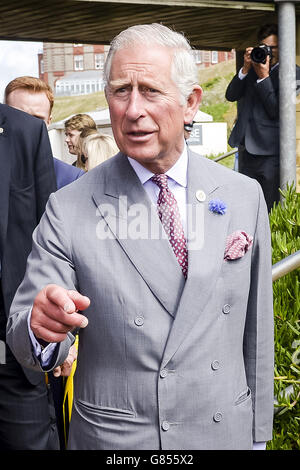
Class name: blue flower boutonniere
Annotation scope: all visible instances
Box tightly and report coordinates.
[208,199,227,215]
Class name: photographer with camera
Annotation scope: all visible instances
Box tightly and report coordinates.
[226,23,300,212]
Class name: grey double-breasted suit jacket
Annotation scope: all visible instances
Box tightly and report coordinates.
[7,149,274,450]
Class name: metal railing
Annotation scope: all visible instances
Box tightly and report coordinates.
[213,147,237,163]
[272,250,300,415]
[272,250,300,282]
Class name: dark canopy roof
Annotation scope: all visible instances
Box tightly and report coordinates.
[0,0,290,51]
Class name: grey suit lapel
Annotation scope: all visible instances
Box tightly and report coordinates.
[92,153,185,318]
[0,108,11,261]
[161,151,230,367]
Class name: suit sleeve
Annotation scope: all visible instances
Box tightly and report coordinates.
[254,77,279,120]
[6,193,76,372]
[243,181,274,442]
[34,120,57,220]
[225,73,247,102]
[256,64,300,119]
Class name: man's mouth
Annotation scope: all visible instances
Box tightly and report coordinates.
[128,131,152,136]
[126,130,156,142]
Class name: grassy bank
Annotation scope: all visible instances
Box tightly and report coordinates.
[52,91,107,122]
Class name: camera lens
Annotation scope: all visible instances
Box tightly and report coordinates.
[251,46,267,64]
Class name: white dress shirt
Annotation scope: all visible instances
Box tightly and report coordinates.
[127,143,188,234]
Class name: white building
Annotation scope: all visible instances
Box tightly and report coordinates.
[55,70,105,96]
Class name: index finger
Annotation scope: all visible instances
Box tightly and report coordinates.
[45,285,90,313]
[45,284,78,313]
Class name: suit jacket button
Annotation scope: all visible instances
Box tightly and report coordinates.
[160,369,168,378]
[134,316,144,326]
[161,420,170,431]
[222,304,231,314]
[0,128,3,134]
[213,412,223,422]
[211,360,220,370]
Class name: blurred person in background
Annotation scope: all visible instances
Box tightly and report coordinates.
[79,133,119,171]
[5,76,85,189]
[73,127,100,171]
[64,114,97,169]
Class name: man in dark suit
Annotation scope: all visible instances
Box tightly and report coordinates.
[0,103,60,449]
[4,76,85,190]
[226,23,300,212]
[4,76,85,449]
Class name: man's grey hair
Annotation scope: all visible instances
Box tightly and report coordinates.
[104,23,199,105]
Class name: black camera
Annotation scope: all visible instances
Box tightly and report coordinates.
[250,45,272,64]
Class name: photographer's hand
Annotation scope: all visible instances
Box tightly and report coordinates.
[252,55,270,80]
[242,47,253,74]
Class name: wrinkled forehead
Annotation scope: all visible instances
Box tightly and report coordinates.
[108,44,175,86]
[110,44,173,72]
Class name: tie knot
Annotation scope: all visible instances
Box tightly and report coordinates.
[151,173,168,190]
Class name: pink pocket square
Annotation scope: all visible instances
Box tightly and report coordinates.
[224,230,253,260]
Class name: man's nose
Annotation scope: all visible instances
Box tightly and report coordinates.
[125,90,145,121]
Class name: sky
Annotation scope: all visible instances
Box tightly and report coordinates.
[0,40,42,103]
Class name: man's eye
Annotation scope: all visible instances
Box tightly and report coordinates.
[115,87,128,94]
[144,87,159,95]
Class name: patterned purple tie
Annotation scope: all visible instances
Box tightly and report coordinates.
[151,174,188,279]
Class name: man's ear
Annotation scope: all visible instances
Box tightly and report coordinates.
[184,85,203,125]
[104,86,109,101]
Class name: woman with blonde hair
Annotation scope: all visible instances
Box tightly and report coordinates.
[73,128,98,170]
[79,133,119,171]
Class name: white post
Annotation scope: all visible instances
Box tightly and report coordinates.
[276,1,297,190]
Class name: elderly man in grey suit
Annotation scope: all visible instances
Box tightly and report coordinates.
[7,23,274,450]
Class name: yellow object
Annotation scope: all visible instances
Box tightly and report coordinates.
[62,335,78,446]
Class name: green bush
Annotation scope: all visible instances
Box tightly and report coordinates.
[267,185,300,450]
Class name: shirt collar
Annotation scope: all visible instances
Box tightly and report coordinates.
[127,142,188,188]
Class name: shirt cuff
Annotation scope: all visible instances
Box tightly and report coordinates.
[238,68,248,80]
[256,76,268,84]
[27,309,58,367]
[253,442,266,450]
